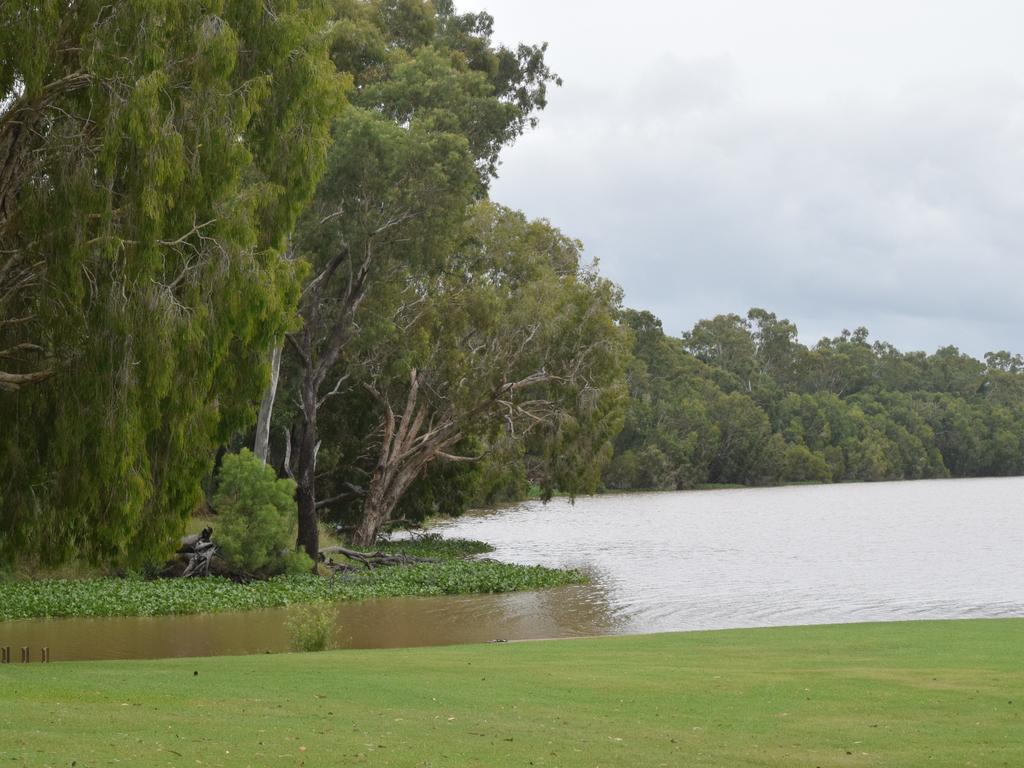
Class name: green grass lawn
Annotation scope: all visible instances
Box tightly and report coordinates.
[1,619,1021,767]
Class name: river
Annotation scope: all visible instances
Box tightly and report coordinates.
[2,477,1022,660]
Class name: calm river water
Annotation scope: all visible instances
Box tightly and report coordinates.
[3,477,1022,660]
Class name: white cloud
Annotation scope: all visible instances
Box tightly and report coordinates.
[461,0,1024,354]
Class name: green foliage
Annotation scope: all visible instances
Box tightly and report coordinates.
[286,602,336,652]
[0,0,345,567]
[278,0,562,553]
[282,549,317,576]
[781,444,833,483]
[607,307,1024,491]
[0,563,586,620]
[376,535,494,559]
[213,450,302,576]
[308,202,630,541]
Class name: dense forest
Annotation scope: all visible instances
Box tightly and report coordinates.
[1,1,1021,572]
[604,309,1024,491]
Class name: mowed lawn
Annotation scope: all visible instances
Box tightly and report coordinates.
[1,619,1021,767]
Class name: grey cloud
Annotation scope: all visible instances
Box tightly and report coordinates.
[491,61,1024,355]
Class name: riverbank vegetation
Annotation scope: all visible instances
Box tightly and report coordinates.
[0,0,627,573]
[0,557,582,621]
[2,1,1022,577]
[601,309,1024,491]
[2,620,1021,766]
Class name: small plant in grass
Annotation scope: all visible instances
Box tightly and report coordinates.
[287,602,337,652]
[213,450,311,576]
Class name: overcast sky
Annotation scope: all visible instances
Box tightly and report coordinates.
[458,0,1024,356]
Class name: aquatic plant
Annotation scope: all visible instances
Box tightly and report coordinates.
[286,602,337,652]
[375,534,494,560]
[0,561,586,621]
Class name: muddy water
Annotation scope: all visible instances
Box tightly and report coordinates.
[0,586,620,662]
[2,476,1022,661]
[434,476,1024,634]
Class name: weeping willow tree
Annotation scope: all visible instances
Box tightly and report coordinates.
[0,1,345,566]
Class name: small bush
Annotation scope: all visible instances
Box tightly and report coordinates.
[213,449,301,576]
[287,602,337,652]
[282,549,316,575]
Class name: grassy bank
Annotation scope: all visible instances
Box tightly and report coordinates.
[0,538,583,621]
[1,619,1021,767]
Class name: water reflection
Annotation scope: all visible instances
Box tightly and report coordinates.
[2,476,1023,661]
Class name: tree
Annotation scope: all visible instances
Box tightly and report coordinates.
[609,306,1022,491]
[805,328,876,396]
[274,1,560,557]
[213,450,310,576]
[781,444,832,483]
[0,1,343,566]
[747,307,803,391]
[605,309,722,490]
[336,203,629,546]
[705,390,773,484]
[682,313,757,391]
[924,345,985,395]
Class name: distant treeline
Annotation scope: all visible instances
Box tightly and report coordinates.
[604,308,1024,490]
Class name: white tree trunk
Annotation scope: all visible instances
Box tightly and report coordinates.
[254,345,282,463]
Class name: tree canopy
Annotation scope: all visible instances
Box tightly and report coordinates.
[271,0,562,555]
[0,0,343,566]
[607,308,1024,491]
[311,202,629,546]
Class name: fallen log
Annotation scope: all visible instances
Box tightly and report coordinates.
[318,546,436,571]
[182,541,217,578]
[178,527,213,554]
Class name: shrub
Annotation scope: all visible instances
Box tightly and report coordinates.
[282,549,316,575]
[213,449,302,576]
[287,602,337,652]
[781,444,833,483]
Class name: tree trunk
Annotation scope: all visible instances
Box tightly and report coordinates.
[351,463,425,547]
[295,369,320,558]
[352,488,388,548]
[254,345,282,463]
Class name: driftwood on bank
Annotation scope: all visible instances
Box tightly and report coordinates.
[181,542,216,577]
[178,527,213,553]
[166,525,434,579]
[174,527,217,578]
[318,545,436,571]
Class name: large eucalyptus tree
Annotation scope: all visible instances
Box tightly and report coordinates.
[271,0,560,556]
[342,203,630,546]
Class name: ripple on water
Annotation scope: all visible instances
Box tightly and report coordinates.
[435,477,1024,635]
